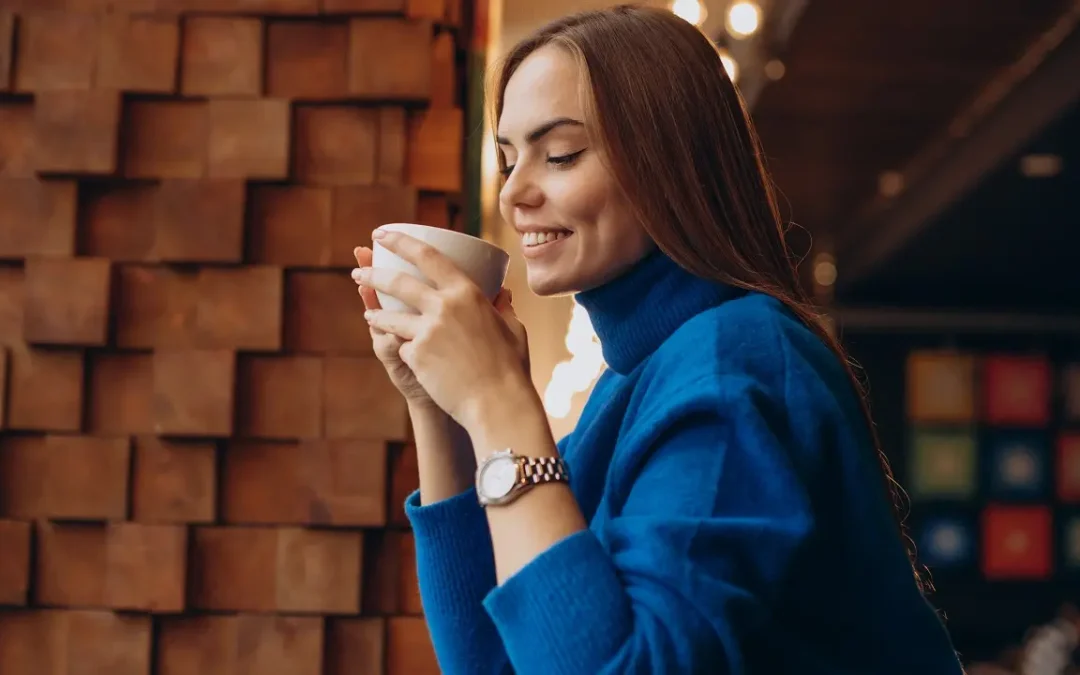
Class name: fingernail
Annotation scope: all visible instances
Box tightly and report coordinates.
[364,310,376,321]
[372,229,386,240]
[350,268,364,281]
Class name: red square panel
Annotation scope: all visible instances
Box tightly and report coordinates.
[982,505,1052,580]
[1057,433,1080,502]
[982,355,1051,426]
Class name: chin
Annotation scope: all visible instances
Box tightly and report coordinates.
[524,267,580,297]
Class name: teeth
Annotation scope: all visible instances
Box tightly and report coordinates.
[522,231,570,247]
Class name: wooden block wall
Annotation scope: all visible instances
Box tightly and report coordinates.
[0,1,467,673]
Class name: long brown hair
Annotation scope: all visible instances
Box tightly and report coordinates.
[490,4,925,590]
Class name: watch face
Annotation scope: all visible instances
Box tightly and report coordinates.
[479,456,517,499]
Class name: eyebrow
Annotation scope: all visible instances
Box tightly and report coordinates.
[496,117,584,146]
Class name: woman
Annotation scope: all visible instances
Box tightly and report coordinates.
[352,5,965,673]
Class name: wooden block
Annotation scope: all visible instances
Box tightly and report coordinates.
[408,107,462,191]
[23,256,112,346]
[87,352,154,435]
[81,183,158,261]
[56,611,152,675]
[275,527,363,613]
[387,617,439,675]
[152,179,246,263]
[122,101,208,179]
[105,522,187,612]
[348,18,431,99]
[294,106,377,185]
[114,265,200,349]
[388,442,418,526]
[408,0,445,20]
[208,99,290,180]
[191,526,362,613]
[236,355,323,439]
[132,436,216,524]
[194,265,284,350]
[35,521,108,606]
[14,11,99,92]
[0,101,36,177]
[284,271,373,353]
[327,618,385,675]
[249,185,333,267]
[1,435,129,519]
[431,30,455,107]
[222,439,387,526]
[267,20,349,99]
[0,179,77,259]
[158,615,324,675]
[0,520,31,605]
[6,346,83,432]
[323,0,405,12]
[160,0,319,12]
[331,185,417,266]
[34,89,121,175]
[153,349,236,436]
[0,610,150,675]
[377,106,407,185]
[0,12,12,91]
[0,266,24,347]
[189,527,278,612]
[417,193,450,229]
[324,356,409,441]
[180,16,262,97]
[47,435,130,520]
[97,13,179,92]
[362,529,419,614]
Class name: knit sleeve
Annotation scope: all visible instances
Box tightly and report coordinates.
[481,381,815,674]
[405,434,574,675]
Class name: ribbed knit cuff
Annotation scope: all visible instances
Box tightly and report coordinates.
[483,529,633,675]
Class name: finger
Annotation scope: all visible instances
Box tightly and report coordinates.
[352,267,435,312]
[364,309,423,340]
[493,287,514,314]
[372,230,466,289]
[355,283,383,311]
[353,246,373,267]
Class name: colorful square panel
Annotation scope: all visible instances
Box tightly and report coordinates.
[906,351,976,423]
[915,515,976,570]
[1065,364,1080,422]
[1061,514,1080,570]
[981,505,1052,580]
[984,431,1050,500]
[982,354,1051,426]
[1056,433,1080,503]
[909,428,977,501]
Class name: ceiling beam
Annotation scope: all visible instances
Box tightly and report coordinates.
[835,0,1080,289]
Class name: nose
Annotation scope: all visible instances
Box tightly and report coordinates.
[499,164,543,214]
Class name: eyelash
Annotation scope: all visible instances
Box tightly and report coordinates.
[500,149,586,178]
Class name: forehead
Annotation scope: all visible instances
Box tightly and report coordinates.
[499,45,583,136]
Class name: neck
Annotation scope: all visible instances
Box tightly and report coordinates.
[574,250,745,374]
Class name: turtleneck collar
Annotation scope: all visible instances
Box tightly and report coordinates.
[574,249,746,374]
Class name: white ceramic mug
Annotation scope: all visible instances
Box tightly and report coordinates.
[371,223,511,313]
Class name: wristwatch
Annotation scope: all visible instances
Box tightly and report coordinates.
[475,449,570,506]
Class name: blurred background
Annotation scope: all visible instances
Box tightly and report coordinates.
[0,0,1077,673]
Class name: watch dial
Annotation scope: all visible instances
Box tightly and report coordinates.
[480,457,517,498]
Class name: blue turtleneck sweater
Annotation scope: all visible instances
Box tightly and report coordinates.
[405,250,964,675]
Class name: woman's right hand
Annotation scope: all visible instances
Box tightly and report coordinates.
[353,245,435,408]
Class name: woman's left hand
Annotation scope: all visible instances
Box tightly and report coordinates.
[352,229,532,430]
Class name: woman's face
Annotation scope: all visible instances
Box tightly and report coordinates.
[497,45,654,297]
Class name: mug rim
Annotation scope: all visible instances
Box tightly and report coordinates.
[378,222,509,260]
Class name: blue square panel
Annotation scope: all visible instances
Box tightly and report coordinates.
[916,515,975,570]
[985,430,1050,500]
